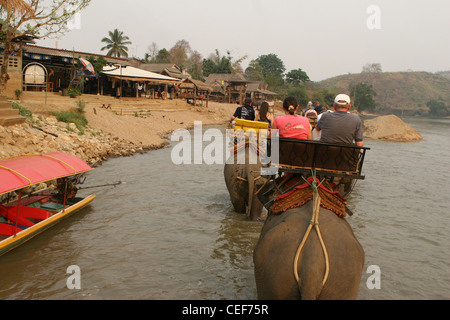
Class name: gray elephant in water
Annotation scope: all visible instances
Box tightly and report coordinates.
[224,141,270,221]
[253,199,364,300]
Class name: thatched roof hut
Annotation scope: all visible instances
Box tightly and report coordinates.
[180,78,213,92]
[180,78,213,107]
[204,73,248,104]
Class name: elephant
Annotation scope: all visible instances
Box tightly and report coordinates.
[224,140,270,221]
[253,194,364,300]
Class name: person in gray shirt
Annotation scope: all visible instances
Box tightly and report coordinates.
[316,94,364,147]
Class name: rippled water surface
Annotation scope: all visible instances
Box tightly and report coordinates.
[0,118,449,300]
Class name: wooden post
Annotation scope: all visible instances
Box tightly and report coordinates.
[13,190,22,237]
[194,87,197,106]
[63,179,67,212]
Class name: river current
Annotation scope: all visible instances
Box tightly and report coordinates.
[0,117,449,300]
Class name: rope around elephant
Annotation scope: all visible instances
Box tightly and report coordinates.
[293,172,330,297]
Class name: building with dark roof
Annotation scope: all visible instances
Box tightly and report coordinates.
[205,73,249,104]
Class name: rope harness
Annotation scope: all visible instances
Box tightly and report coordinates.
[293,172,330,296]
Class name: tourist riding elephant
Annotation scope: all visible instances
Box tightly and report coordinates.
[253,200,364,300]
[224,142,270,221]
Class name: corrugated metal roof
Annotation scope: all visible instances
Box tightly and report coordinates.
[102,65,180,83]
[23,45,131,66]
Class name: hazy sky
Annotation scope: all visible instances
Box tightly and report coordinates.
[37,0,450,81]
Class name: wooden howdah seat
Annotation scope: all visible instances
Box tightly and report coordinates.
[272,138,370,180]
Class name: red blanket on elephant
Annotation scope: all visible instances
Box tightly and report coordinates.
[271,175,348,217]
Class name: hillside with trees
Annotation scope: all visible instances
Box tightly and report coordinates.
[318,71,450,116]
[110,36,449,117]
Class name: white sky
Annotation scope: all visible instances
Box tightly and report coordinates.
[37,0,450,82]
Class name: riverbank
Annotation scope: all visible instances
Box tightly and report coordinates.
[0,92,424,165]
[0,92,238,165]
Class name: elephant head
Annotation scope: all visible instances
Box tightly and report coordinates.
[224,141,270,221]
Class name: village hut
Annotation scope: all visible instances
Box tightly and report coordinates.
[246,81,277,106]
[205,73,248,104]
[179,78,213,107]
[101,65,179,98]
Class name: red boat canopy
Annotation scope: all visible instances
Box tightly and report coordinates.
[0,152,93,196]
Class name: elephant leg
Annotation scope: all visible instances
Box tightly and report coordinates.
[230,186,247,214]
[224,147,267,219]
[224,163,247,214]
[247,179,266,220]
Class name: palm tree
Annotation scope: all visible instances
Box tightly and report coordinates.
[100,29,132,58]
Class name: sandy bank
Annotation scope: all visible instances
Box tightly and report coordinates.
[363,114,423,142]
[1,92,424,166]
[0,92,237,164]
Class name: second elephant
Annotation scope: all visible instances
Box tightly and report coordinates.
[224,143,269,220]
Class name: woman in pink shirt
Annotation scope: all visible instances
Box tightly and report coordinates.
[273,96,312,140]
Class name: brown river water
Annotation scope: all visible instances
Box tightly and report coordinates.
[0,117,449,300]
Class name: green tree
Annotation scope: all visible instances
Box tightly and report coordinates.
[155,48,171,63]
[426,99,449,116]
[245,60,264,81]
[101,29,132,58]
[0,0,91,92]
[264,73,284,91]
[201,50,247,77]
[286,68,310,85]
[311,88,338,108]
[87,56,108,74]
[202,50,233,77]
[287,85,309,108]
[349,83,377,112]
[256,54,285,78]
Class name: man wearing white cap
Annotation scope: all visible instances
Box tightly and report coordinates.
[316,94,364,147]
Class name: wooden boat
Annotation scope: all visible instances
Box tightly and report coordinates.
[0,152,95,256]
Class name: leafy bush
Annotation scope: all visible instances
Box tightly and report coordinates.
[52,110,88,134]
[12,102,32,120]
[14,89,22,100]
[426,99,449,117]
[76,98,87,114]
[287,85,309,107]
[68,87,81,98]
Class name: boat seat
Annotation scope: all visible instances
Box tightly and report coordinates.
[0,205,50,227]
[0,222,24,237]
[40,201,64,211]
